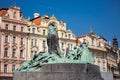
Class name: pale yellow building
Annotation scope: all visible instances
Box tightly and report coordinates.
[76,28,120,79]
[76,30,108,71]
[27,13,76,60]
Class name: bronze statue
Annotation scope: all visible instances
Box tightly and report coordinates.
[47,22,61,57]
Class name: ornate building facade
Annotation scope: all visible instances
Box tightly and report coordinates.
[76,28,120,79]
[27,13,76,60]
[0,6,28,80]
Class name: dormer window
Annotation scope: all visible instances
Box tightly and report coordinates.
[13,11,16,19]
[32,28,35,34]
[68,34,71,39]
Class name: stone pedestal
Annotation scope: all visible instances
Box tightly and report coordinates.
[101,72,113,80]
[13,63,103,80]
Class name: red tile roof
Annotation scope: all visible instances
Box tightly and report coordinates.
[31,17,49,25]
[75,34,87,39]
[0,9,7,16]
[77,39,82,44]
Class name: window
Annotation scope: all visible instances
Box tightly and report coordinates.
[43,40,46,48]
[32,28,35,33]
[43,30,46,35]
[98,42,101,47]
[5,35,8,43]
[98,60,100,66]
[31,51,36,58]
[20,37,23,45]
[35,39,37,46]
[13,36,16,43]
[68,44,72,50]
[62,33,64,38]
[13,25,16,31]
[12,49,16,57]
[103,61,105,67]
[5,24,8,29]
[61,43,64,49]
[35,51,37,53]
[68,44,70,50]
[4,64,8,73]
[21,27,23,32]
[12,65,15,72]
[71,44,73,50]
[31,39,37,46]
[20,50,23,58]
[31,51,34,58]
[4,48,8,57]
[68,34,71,39]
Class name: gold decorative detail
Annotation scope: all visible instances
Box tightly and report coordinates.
[67,29,72,33]
[50,14,57,20]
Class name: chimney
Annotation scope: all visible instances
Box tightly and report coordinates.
[34,13,40,18]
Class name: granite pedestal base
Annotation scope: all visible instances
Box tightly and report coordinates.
[101,72,113,80]
[13,63,103,80]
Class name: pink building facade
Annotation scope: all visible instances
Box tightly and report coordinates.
[0,6,28,80]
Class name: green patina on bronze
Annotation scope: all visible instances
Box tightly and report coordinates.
[16,22,94,71]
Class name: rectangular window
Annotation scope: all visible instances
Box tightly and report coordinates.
[4,64,8,73]
[71,44,73,50]
[4,48,8,57]
[12,49,16,57]
[31,39,37,46]
[32,28,35,34]
[62,33,64,38]
[31,51,36,58]
[12,65,15,72]
[61,43,64,49]
[31,39,33,46]
[35,39,37,46]
[43,40,46,48]
[5,24,8,29]
[5,35,8,43]
[13,36,16,44]
[21,27,23,32]
[20,38,23,45]
[68,44,71,50]
[43,30,46,35]
[20,50,23,58]
[31,51,33,58]
[13,25,16,31]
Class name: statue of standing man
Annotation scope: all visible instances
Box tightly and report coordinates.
[47,22,61,57]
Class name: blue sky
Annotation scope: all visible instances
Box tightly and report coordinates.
[0,0,120,45]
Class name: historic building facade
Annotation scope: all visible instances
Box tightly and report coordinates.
[27,13,76,60]
[0,6,28,79]
[76,28,120,79]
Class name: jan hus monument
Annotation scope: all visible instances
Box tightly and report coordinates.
[13,22,104,80]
